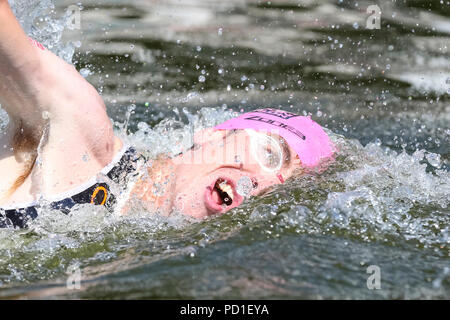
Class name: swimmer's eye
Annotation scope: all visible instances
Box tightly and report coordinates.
[246,130,283,172]
[262,145,282,168]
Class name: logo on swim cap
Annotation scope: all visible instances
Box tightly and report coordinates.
[214,108,334,167]
[253,108,300,120]
[243,115,306,140]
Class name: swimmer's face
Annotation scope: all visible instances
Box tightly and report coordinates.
[170,129,301,218]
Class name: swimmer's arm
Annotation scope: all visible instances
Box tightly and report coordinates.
[0,0,116,165]
[0,0,45,126]
[0,1,104,128]
[0,0,38,69]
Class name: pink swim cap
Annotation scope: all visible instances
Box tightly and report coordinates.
[214,108,334,167]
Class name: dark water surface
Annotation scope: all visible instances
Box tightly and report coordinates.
[0,0,448,299]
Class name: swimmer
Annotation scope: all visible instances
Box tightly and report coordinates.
[0,1,334,227]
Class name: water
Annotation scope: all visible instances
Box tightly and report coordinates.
[0,0,448,299]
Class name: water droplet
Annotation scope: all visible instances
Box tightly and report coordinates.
[425,152,441,168]
[41,111,50,120]
[374,138,382,146]
[186,92,198,100]
[236,176,253,197]
[198,75,206,83]
[80,68,91,78]
[353,22,359,29]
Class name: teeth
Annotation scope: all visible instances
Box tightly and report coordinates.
[218,182,234,200]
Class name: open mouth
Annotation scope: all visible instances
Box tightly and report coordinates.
[204,177,242,214]
[214,178,234,205]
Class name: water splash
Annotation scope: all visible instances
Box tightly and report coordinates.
[236,176,253,198]
[248,133,449,252]
[8,0,77,63]
[129,106,237,158]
